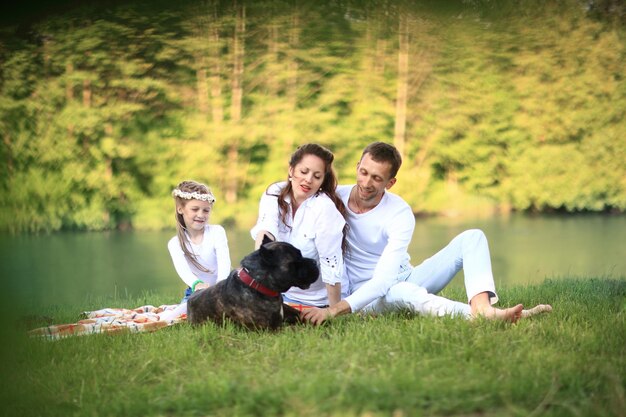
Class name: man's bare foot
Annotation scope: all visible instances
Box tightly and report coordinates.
[472,303,524,323]
[521,304,552,318]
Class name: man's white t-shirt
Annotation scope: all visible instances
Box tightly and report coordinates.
[337,185,415,312]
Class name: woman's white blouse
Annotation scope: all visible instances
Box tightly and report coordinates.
[250,182,346,305]
[167,224,231,288]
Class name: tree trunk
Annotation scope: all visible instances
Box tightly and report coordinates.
[230,5,244,123]
[66,62,74,101]
[196,63,209,115]
[375,38,387,75]
[104,122,113,225]
[394,14,409,158]
[104,123,114,182]
[265,21,279,155]
[287,13,299,112]
[42,36,50,78]
[81,79,92,152]
[209,26,223,124]
[3,134,12,176]
[65,62,74,140]
[82,79,91,108]
[284,15,300,152]
[268,23,279,96]
[226,4,245,204]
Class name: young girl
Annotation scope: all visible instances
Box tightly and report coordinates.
[251,144,348,308]
[32,181,232,333]
[168,180,231,303]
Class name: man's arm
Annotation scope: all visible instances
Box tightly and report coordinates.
[344,205,415,309]
[302,232,409,325]
[302,199,416,325]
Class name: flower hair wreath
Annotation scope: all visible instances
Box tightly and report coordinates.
[172,188,216,203]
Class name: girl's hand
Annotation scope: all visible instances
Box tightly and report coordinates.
[194,283,210,291]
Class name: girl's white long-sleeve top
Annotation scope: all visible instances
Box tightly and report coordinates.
[167,224,231,288]
[251,182,346,306]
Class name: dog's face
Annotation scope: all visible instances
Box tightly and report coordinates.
[241,241,319,293]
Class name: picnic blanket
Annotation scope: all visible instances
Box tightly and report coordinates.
[28,303,187,340]
[285,302,317,311]
[29,301,322,339]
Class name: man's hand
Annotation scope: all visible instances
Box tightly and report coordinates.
[301,300,352,325]
[301,307,332,325]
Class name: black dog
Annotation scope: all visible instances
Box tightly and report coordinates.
[187,241,319,330]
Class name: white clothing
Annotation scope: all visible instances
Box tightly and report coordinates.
[167,224,231,288]
[337,185,498,318]
[251,182,346,306]
[337,185,415,311]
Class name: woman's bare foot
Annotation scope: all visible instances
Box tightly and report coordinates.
[472,303,524,323]
[521,304,552,318]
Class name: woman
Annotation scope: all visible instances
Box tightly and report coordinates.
[251,143,347,308]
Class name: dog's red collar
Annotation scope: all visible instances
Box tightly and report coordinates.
[237,267,280,298]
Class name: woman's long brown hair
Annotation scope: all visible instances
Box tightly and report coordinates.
[267,143,348,254]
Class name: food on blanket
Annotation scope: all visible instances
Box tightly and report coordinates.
[28,305,185,339]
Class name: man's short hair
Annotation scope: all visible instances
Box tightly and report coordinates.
[361,142,402,179]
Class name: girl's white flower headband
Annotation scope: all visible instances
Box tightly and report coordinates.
[172,188,216,203]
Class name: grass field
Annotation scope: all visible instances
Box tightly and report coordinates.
[1,278,624,417]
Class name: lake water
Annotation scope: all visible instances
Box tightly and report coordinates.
[1,214,624,307]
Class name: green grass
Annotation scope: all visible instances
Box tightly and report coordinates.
[1,278,624,417]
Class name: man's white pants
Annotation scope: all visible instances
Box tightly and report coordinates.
[363,229,498,319]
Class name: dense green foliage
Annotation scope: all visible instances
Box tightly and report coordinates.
[1,0,625,232]
[1,278,624,416]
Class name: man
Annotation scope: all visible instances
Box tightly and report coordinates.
[303,142,551,325]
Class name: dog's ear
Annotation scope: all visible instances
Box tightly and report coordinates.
[259,243,279,266]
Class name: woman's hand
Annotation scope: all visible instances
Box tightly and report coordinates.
[325,283,341,307]
[254,231,276,249]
